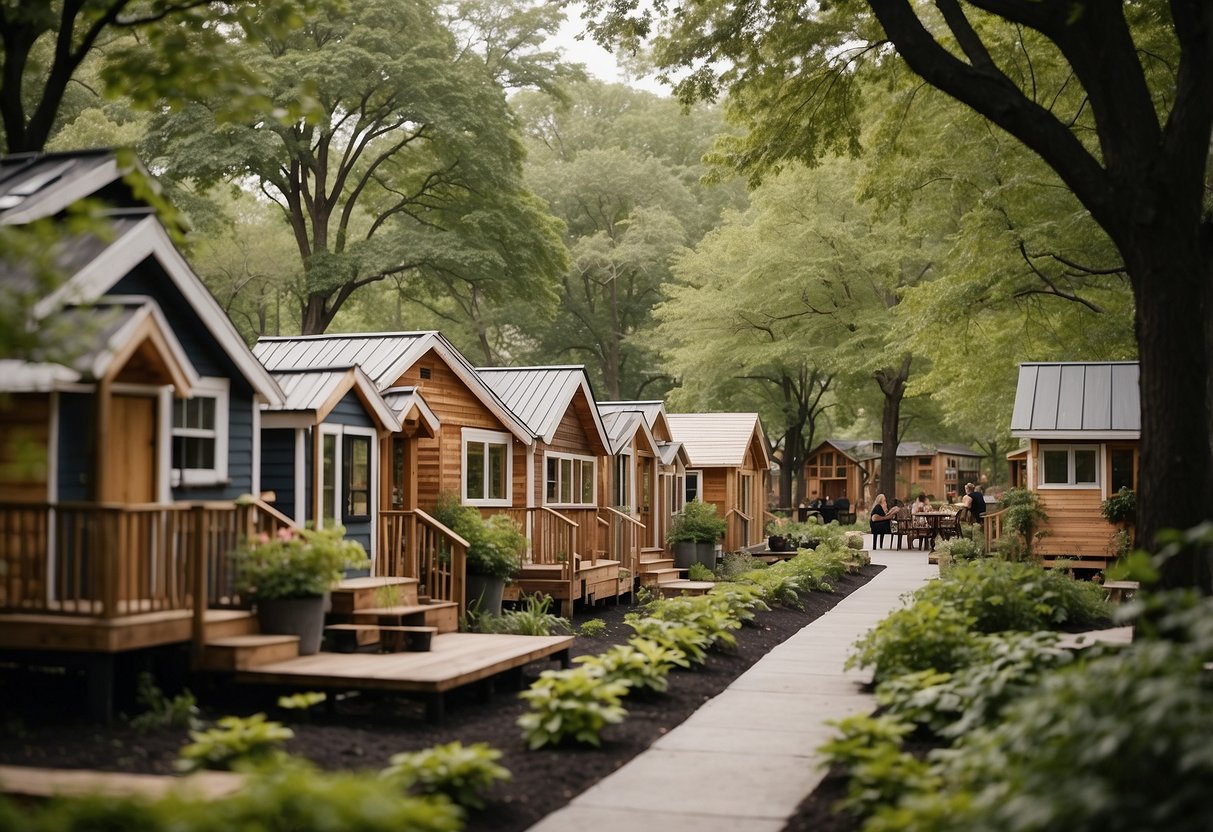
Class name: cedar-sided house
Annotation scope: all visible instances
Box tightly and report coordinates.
[891,442,983,502]
[804,439,983,510]
[477,366,624,610]
[1007,361,1140,568]
[0,150,288,716]
[667,412,772,552]
[804,439,873,510]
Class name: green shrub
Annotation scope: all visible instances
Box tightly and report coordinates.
[735,565,810,607]
[707,582,771,625]
[848,601,980,682]
[996,487,1048,561]
[716,551,765,580]
[686,561,715,581]
[382,741,510,810]
[129,673,199,733]
[935,535,987,568]
[624,616,714,666]
[1099,486,1136,528]
[233,525,368,600]
[577,618,608,638]
[176,713,293,772]
[666,499,726,544]
[818,713,940,822]
[575,638,684,693]
[517,666,628,749]
[481,593,571,636]
[915,558,1109,633]
[431,494,524,579]
[277,691,326,711]
[632,594,742,650]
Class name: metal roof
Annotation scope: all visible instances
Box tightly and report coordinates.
[0,360,81,392]
[600,409,659,456]
[267,366,400,431]
[598,400,672,440]
[1011,361,1140,438]
[667,412,771,469]
[897,441,982,458]
[477,365,610,452]
[382,386,440,437]
[254,332,532,443]
[0,150,143,225]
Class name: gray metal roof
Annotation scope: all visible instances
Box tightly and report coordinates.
[0,359,81,391]
[0,150,148,225]
[382,386,440,436]
[476,365,609,451]
[897,441,982,458]
[268,366,400,431]
[1011,361,1140,438]
[667,412,770,469]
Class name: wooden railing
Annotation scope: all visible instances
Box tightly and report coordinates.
[726,508,752,552]
[377,510,468,610]
[982,508,1007,552]
[0,500,281,620]
[598,506,645,579]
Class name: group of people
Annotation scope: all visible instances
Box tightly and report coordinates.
[868,483,986,549]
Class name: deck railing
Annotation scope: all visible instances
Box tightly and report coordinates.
[377,510,468,610]
[983,508,1007,552]
[0,500,282,619]
[598,506,644,579]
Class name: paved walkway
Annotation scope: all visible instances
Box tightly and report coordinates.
[528,540,937,832]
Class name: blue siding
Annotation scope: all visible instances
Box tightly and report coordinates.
[57,393,92,501]
[304,428,314,520]
[261,429,296,520]
[113,259,259,502]
[328,391,374,428]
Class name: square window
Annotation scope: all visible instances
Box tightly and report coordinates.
[1042,449,1069,484]
[170,378,229,486]
[463,429,512,505]
[1074,449,1098,484]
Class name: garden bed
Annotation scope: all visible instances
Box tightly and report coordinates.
[0,564,882,832]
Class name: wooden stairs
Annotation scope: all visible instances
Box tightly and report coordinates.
[199,577,456,670]
[639,548,681,588]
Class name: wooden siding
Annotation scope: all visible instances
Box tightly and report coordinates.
[533,401,601,507]
[1035,489,1117,558]
[390,348,525,508]
[0,394,49,502]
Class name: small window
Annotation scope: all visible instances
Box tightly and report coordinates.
[1040,445,1099,487]
[171,378,229,486]
[343,435,371,520]
[322,433,337,524]
[684,470,701,504]
[544,452,597,507]
[419,367,432,380]
[463,429,511,505]
[1109,448,1136,493]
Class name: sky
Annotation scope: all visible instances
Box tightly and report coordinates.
[545,2,669,96]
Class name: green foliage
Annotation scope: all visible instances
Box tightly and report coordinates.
[129,673,199,734]
[707,582,771,626]
[382,741,511,811]
[996,488,1049,561]
[734,566,811,608]
[480,594,571,636]
[574,639,682,694]
[636,593,742,649]
[666,499,727,544]
[431,495,524,580]
[716,551,766,581]
[848,601,980,683]
[935,535,987,569]
[577,618,608,638]
[176,713,294,773]
[915,559,1109,633]
[1100,487,1136,527]
[818,714,940,823]
[517,666,629,749]
[277,692,326,711]
[233,525,368,600]
[686,562,715,581]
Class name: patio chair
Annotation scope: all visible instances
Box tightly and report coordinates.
[890,507,912,549]
[937,512,959,541]
[907,513,932,550]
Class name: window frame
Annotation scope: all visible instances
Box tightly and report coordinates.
[543,451,598,508]
[1038,444,1101,489]
[170,376,229,487]
[684,469,702,505]
[462,428,513,507]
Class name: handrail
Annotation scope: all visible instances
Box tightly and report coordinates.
[982,507,1008,552]
[726,508,752,522]
[538,505,579,528]
[236,494,297,532]
[600,505,646,528]
[413,507,471,549]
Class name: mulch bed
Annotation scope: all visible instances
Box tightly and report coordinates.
[0,564,883,832]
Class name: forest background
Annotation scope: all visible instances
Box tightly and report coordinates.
[0,0,1137,510]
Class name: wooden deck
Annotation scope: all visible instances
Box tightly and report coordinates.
[0,608,254,653]
[231,631,573,719]
[0,765,244,801]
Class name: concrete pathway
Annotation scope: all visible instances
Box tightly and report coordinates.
[528,539,936,832]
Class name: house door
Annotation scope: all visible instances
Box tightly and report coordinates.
[105,394,157,503]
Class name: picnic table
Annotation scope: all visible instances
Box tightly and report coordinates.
[914,511,958,550]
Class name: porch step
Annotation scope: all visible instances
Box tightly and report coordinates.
[324,623,437,653]
[202,611,259,640]
[639,557,675,571]
[657,580,715,598]
[200,634,300,671]
[331,577,420,614]
[343,601,458,634]
[639,567,683,587]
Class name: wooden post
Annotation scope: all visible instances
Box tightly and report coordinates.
[99,508,120,618]
[94,377,112,500]
[190,504,207,668]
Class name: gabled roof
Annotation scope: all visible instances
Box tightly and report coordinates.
[897,441,982,458]
[382,386,440,438]
[28,213,283,406]
[254,331,532,443]
[658,440,690,468]
[809,438,876,462]
[477,365,610,453]
[667,412,771,469]
[601,409,659,456]
[267,365,401,432]
[598,400,673,442]
[1011,361,1140,439]
[0,150,146,225]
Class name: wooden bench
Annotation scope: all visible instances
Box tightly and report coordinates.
[1103,580,1140,604]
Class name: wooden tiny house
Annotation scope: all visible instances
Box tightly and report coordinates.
[1005,361,1140,569]
[804,439,872,509]
[666,413,772,552]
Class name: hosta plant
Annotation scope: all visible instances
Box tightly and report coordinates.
[382,741,511,810]
[575,638,686,694]
[517,666,628,749]
[176,713,294,772]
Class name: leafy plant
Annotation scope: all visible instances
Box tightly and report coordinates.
[716,551,765,580]
[517,666,628,749]
[577,618,608,638]
[129,673,199,733]
[707,583,771,625]
[624,616,714,666]
[934,535,987,568]
[848,601,980,683]
[996,487,1049,562]
[431,494,524,579]
[382,741,511,810]
[481,593,571,636]
[1100,486,1136,528]
[233,525,368,600]
[277,692,326,711]
[818,713,939,822]
[686,561,715,581]
[575,638,684,693]
[176,713,294,772]
[666,499,726,544]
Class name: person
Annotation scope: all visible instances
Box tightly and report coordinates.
[912,493,930,514]
[869,493,893,549]
[963,483,987,523]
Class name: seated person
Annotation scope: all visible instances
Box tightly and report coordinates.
[962,483,987,523]
[869,493,894,548]
[911,493,930,514]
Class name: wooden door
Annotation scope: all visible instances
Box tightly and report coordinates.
[105,394,157,503]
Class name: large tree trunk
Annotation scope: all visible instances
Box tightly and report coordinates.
[875,355,912,501]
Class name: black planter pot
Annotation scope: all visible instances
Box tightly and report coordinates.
[257,595,327,655]
[768,535,789,552]
[466,573,506,616]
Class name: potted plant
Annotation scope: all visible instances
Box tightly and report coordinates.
[667,499,727,570]
[233,525,368,655]
[765,516,791,552]
[432,494,524,616]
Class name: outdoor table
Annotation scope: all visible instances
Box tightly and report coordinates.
[916,511,956,550]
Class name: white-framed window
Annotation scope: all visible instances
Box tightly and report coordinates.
[544,452,597,507]
[1039,444,1100,488]
[684,470,702,504]
[171,377,229,486]
[318,424,376,528]
[463,428,512,506]
[614,451,632,508]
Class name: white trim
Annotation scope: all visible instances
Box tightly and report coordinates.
[318,424,343,529]
[251,397,261,497]
[461,427,513,507]
[157,387,172,501]
[543,451,598,508]
[340,425,378,556]
[0,156,123,226]
[1037,444,1101,489]
[294,428,306,526]
[613,450,634,509]
[169,376,230,487]
[1014,430,1139,441]
[684,469,703,504]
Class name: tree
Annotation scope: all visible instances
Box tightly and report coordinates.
[144,0,566,338]
[0,0,308,153]
[584,1,1213,591]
